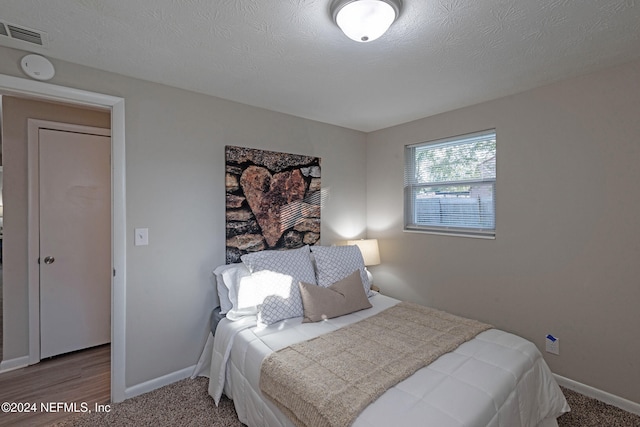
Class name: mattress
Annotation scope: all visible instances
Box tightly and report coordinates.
[208,294,569,427]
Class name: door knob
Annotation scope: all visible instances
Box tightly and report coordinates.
[44,256,55,265]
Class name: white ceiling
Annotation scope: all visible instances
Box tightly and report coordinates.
[1,0,639,132]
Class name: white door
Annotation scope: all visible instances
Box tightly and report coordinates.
[38,128,111,359]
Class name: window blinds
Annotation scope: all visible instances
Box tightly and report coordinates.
[404,129,496,237]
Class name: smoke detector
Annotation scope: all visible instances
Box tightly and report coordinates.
[20,54,55,81]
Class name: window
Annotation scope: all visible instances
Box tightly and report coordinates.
[404,129,496,238]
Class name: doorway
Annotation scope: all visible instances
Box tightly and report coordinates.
[0,73,126,402]
[28,120,111,360]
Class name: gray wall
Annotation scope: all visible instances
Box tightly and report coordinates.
[0,45,367,388]
[366,58,640,403]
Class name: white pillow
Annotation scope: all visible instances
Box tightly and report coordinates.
[310,245,373,297]
[212,263,250,315]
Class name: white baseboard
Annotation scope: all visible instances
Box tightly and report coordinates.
[554,374,640,416]
[0,355,30,373]
[123,365,196,400]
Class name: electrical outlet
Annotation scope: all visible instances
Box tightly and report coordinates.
[545,334,560,355]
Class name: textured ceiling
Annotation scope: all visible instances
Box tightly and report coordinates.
[1,0,639,132]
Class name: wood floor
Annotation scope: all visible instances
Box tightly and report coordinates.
[0,344,110,427]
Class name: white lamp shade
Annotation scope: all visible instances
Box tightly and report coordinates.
[335,0,397,42]
[348,239,381,266]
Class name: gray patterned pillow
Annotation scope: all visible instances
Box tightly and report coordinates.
[258,288,304,325]
[241,245,316,286]
[226,270,303,321]
[310,245,373,296]
[250,270,305,325]
[241,246,315,324]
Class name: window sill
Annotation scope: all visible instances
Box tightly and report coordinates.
[403,228,495,239]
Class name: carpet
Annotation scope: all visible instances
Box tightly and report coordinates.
[558,387,640,427]
[53,377,242,427]
[54,377,640,427]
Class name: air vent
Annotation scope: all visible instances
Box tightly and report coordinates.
[0,21,48,48]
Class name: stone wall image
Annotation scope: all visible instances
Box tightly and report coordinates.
[225,146,321,263]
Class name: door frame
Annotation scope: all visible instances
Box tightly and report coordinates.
[27,120,111,361]
[0,73,126,403]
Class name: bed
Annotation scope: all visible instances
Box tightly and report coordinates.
[196,245,569,427]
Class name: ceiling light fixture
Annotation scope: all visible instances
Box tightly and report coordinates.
[330,0,402,43]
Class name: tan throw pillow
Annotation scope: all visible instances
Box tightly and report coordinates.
[299,270,373,323]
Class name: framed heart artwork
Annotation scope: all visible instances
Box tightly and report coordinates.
[225,146,321,263]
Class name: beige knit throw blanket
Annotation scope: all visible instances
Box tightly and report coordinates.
[259,302,492,427]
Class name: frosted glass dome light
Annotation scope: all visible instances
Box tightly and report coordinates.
[331,0,402,43]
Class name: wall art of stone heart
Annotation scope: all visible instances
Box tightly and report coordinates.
[225,145,321,263]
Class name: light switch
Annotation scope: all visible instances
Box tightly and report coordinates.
[134,228,149,246]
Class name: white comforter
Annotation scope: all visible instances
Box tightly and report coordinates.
[208,294,569,427]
